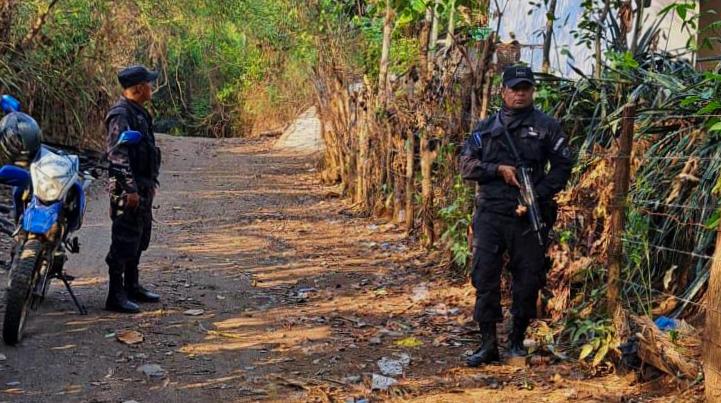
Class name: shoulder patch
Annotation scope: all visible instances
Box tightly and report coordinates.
[469,131,483,148]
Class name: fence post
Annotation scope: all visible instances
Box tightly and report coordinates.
[607,103,636,314]
[705,221,721,402]
[405,129,416,231]
[420,129,435,247]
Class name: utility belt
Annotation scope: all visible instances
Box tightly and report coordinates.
[475,197,557,224]
[109,181,154,218]
[110,193,152,220]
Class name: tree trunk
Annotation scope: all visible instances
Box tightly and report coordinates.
[405,129,416,231]
[378,2,394,105]
[595,0,612,79]
[705,219,721,402]
[480,68,494,120]
[355,91,370,209]
[18,0,60,52]
[0,0,18,47]
[420,130,435,247]
[476,34,496,121]
[393,141,404,223]
[630,0,644,55]
[607,103,636,314]
[323,74,351,186]
[418,7,432,84]
[446,0,456,43]
[429,0,441,70]
[542,0,557,74]
[470,84,478,121]
[697,0,721,71]
[382,122,392,210]
[479,33,496,120]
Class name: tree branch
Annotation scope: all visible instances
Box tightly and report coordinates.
[17,0,61,53]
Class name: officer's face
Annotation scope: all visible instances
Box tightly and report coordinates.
[502,83,535,109]
[142,82,154,103]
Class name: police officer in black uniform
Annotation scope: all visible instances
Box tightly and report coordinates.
[105,65,161,313]
[460,65,574,366]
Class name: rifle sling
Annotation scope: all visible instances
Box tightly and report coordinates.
[497,116,525,167]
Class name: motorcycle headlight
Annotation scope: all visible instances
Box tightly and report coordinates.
[30,147,78,203]
[34,171,64,202]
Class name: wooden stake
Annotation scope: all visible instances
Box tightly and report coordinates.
[607,103,636,314]
[405,129,416,231]
[378,2,394,106]
[542,0,557,74]
[705,219,721,401]
[476,34,496,120]
[420,130,435,247]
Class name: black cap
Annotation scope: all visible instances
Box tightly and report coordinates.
[502,65,535,88]
[117,65,159,89]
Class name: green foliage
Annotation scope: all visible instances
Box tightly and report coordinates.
[149,0,316,137]
[567,318,617,367]
[560,285,619,367]
[559,229,573,245]
[0,0,319,143]
[607,51,640,71]
[534,83,562,113]
[439,174,474,269]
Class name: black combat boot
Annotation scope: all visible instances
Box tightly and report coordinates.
[466,322,500,367]
[106,270,140,313]
[124,261,160,303]
[508,317,530,357]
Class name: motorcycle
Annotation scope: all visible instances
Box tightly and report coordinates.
[0,95,142,344]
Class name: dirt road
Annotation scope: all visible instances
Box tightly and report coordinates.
[0,134,691,402]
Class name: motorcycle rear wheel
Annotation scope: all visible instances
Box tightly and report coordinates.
[3,239,43,345]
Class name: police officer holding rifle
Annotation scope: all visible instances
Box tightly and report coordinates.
[459,65,574,366]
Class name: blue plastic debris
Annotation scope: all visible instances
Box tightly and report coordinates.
[654,316,678,331]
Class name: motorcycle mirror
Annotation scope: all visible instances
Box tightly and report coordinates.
[1,95,21,114]
[117,130,142,146]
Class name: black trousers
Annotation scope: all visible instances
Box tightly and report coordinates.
[105,197,153,275]
[470,210,550,323]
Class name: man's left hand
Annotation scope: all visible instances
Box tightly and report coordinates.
[515,204,528,217]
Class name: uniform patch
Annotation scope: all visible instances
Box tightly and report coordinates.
[470,132,483,148]
[528,127,539,137]
[561,147,571,158]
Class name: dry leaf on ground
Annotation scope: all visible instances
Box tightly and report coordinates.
[116,330,144,345]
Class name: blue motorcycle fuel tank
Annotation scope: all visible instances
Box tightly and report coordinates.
[0,165,30,188]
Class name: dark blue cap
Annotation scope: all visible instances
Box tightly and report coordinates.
[503,65,535,88]
[117,65,159,89]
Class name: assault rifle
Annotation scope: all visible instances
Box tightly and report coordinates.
[500,124,546,246]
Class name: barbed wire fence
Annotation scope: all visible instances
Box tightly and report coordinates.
[553,101,721,320]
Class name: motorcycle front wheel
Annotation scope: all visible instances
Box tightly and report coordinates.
[3,239,44,345]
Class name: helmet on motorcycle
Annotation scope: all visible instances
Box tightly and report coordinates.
[0,112,42,164]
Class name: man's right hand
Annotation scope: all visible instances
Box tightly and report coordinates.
[124,192,140,209]
[497,165,521,188]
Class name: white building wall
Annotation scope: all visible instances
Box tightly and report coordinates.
[493,0,696,77]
